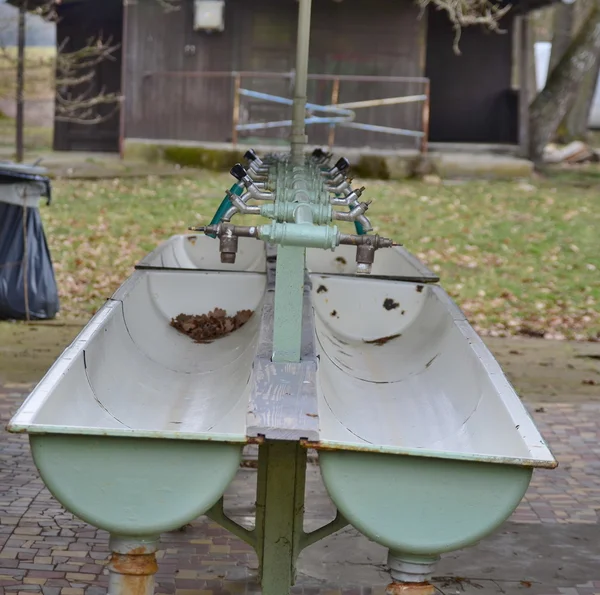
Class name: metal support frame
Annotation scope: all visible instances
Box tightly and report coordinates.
[205,441,349,595]
[272,246,306,363]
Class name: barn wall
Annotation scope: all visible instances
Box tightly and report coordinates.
[124,0,427,149]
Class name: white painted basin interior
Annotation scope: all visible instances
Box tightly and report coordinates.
[138,234,267,272]
[310,274,555,467]
[137,234,438,281]
[10,270,266,441]
[306,243,437,281]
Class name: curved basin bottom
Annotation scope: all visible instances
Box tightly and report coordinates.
[319,449,532,556]
[31,434,242,537]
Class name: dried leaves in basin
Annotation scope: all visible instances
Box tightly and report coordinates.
[170,308,253,343]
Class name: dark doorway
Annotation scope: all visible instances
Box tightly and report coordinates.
[425,10,517,144]
[53,0,123,152]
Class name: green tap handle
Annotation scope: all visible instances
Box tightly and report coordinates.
[344,202,365,235]
[207,183,245,238]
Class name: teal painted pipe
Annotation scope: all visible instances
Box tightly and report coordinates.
[352,205,366,235]
[207,184,245,238]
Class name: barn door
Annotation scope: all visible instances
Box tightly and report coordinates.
[238,0,296,143]
[425,9,517,144]
[53,0,123,152]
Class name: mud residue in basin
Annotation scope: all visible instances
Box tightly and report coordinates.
[171,308,253,343]
[317,285,328,294]
[330,310,339,318]
[335,256,347,265]
[383,298,399,311]
[364,333,402,346]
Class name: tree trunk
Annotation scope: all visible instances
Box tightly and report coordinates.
[549,4,575,73]
[558,59,600,141]
[529,2,600,164]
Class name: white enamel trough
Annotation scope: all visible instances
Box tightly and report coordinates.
[309,274,556,556]
[136,234,439,282]
[9,263,555,555]
[8,269,267,536]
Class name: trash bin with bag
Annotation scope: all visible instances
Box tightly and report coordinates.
[0,162,59,320]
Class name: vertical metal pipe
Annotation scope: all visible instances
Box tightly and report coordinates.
[420,80,430,155]
[119,0,129,160]
[518,15,531,158]
[328,77,340,149]
[108,536,159,595]
[232,73,241,146]
[16,0,26,163]
[290,0,313,164]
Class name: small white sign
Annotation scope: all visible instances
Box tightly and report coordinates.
[194,0,225,32]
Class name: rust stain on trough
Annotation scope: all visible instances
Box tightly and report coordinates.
[110,552,158,575]
[386,582,436,595]
[364,333,401,346]
[335,256,347,265]
[383,298,399,311]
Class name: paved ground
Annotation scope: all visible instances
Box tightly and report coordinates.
[2,381,600,595]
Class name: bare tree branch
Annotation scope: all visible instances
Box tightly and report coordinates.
[155,0,181,12]
[54,33,122,125]
[415,0,511,53]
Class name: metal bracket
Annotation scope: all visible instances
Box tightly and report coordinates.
[205,498,257,549]
[298,510,349,551]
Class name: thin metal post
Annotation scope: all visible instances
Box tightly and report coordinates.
[272,245,305,363]
[518,15,531,158]
[16,0,26,163]
[232,73,241,146]
[421,80,430,155]
[290,0,313,163]
[119,0,129,159]
[328,77,340,149]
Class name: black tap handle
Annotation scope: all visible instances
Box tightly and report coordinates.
[230,163,247,181]
[334,157,350,172]
[244,149,258,162]
[312,148,326,159]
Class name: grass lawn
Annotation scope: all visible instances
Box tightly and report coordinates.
[40,167,599,341]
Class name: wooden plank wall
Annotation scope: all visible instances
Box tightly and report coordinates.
[124,0,426,149]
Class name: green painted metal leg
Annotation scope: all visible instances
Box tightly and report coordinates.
[255,441,307,595]
[272,246,306,363]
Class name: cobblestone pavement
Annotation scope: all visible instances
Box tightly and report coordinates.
[2,382,600,595]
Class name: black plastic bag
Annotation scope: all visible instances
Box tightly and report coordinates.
[0,200,59,320]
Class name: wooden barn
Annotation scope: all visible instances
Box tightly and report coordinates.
[18,0,554,154]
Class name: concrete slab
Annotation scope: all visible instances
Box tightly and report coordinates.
[124,138,534,180]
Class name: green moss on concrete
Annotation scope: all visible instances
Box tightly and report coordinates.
[431,154,533,179]
[163,146,246,170]
[124,142,163,164]
[353,155,391,180]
